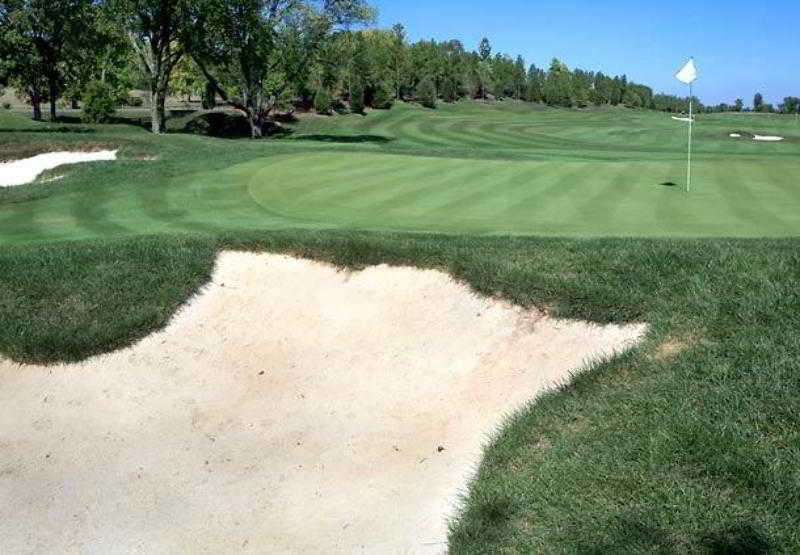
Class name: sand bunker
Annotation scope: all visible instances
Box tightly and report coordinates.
[753,134,783,141]
[671,116,694,122]
[729,133,742,138]
[0,150,117,187]
[0,252,646,553]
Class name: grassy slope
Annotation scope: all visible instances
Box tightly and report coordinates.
[2,104,800,552]
[2,103,800,244]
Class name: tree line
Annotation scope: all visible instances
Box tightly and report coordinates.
[1,1,796,139]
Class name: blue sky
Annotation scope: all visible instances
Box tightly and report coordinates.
[368,0,799,107]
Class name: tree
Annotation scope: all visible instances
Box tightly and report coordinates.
[734,98,744,112]
[753,92,764,112]
[186,0,375,138]
[389,23,408,100]
[416,75,436,108]
[113,0,186,134]
[1,0,93,121]
[170,57,205,103]
[512,56,525,100]
[478,37,491,62]
[350,77,365,113]
[623,89,641,108]
[0,7,45,119]
[63,6,135,110]
[543,58,572,107]
[313,87,332,114]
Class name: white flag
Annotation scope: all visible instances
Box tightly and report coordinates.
[675,58,697,84]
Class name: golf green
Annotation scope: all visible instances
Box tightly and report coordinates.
[245,151,800,236]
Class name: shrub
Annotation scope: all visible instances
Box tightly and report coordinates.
[314,88,333,115]
[2,103,10,110]
[371,83,394,109]
[126,96,144,107]
[82,80,117,123]
[441,79,458,103]
[350,78,365,114]
[416,76,437,109]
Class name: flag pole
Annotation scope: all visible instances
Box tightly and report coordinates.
[687,81,693,193]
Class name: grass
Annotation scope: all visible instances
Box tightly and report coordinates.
[2,102,800,244]
[2,102,800,552]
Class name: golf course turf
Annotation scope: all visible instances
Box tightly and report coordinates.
[2,101,800,552]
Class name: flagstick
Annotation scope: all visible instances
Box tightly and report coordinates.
[687,82,693,193]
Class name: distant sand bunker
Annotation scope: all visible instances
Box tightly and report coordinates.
[753,134,783,142]
[0,252,647,553]
[0,150,117,187]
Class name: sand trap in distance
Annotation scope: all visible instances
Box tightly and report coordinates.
[0,251,647,553]
[0,150,117,187]
[752,135,783,141]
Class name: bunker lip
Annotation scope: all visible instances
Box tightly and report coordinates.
[0,150,118,187]
[0,251,647,553]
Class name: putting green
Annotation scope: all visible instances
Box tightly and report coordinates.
[242,151,800,237]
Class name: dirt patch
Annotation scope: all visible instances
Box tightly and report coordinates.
[0,252,646,553]
[650,337,692,360]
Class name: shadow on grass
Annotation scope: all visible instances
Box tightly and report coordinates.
[659,182,678,187]
[293,134,394,144]
[177,112,293,139]
[577,517,773,554]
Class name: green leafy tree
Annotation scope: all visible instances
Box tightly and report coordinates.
[734,98,744,112]
[350,76,365,113]
[62,6,134,110]
[113,0,186,134]
[186,0,375,138]
[1,0,93,121]
[753,92,764,112]
[371,81,394,109]
[623,89,641,108]
[543,58,572,107]
[170,57,205,103]
[313,87,332,114]
[0,9,46,119]
[478,37,491,62]
[81,79,117,122]
[416,75,436,108]
[389,23,408,100]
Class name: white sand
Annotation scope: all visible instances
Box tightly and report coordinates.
[729,133,742,138]
[0,150,117,187]
[753,135,783,141]
[671,116,694,122]
[0,252,647,553]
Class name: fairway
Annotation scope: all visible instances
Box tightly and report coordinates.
[2,102,799,245]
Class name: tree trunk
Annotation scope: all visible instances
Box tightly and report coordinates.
[248,116,263,139]
[150,83,167,134]
[246,108,264,139]
[46,69,58,121]
[31,79,42,121]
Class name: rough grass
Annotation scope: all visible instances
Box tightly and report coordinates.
[2,103,800,552]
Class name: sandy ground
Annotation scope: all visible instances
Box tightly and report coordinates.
[0,252,647,554]
[0,150,117,187]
